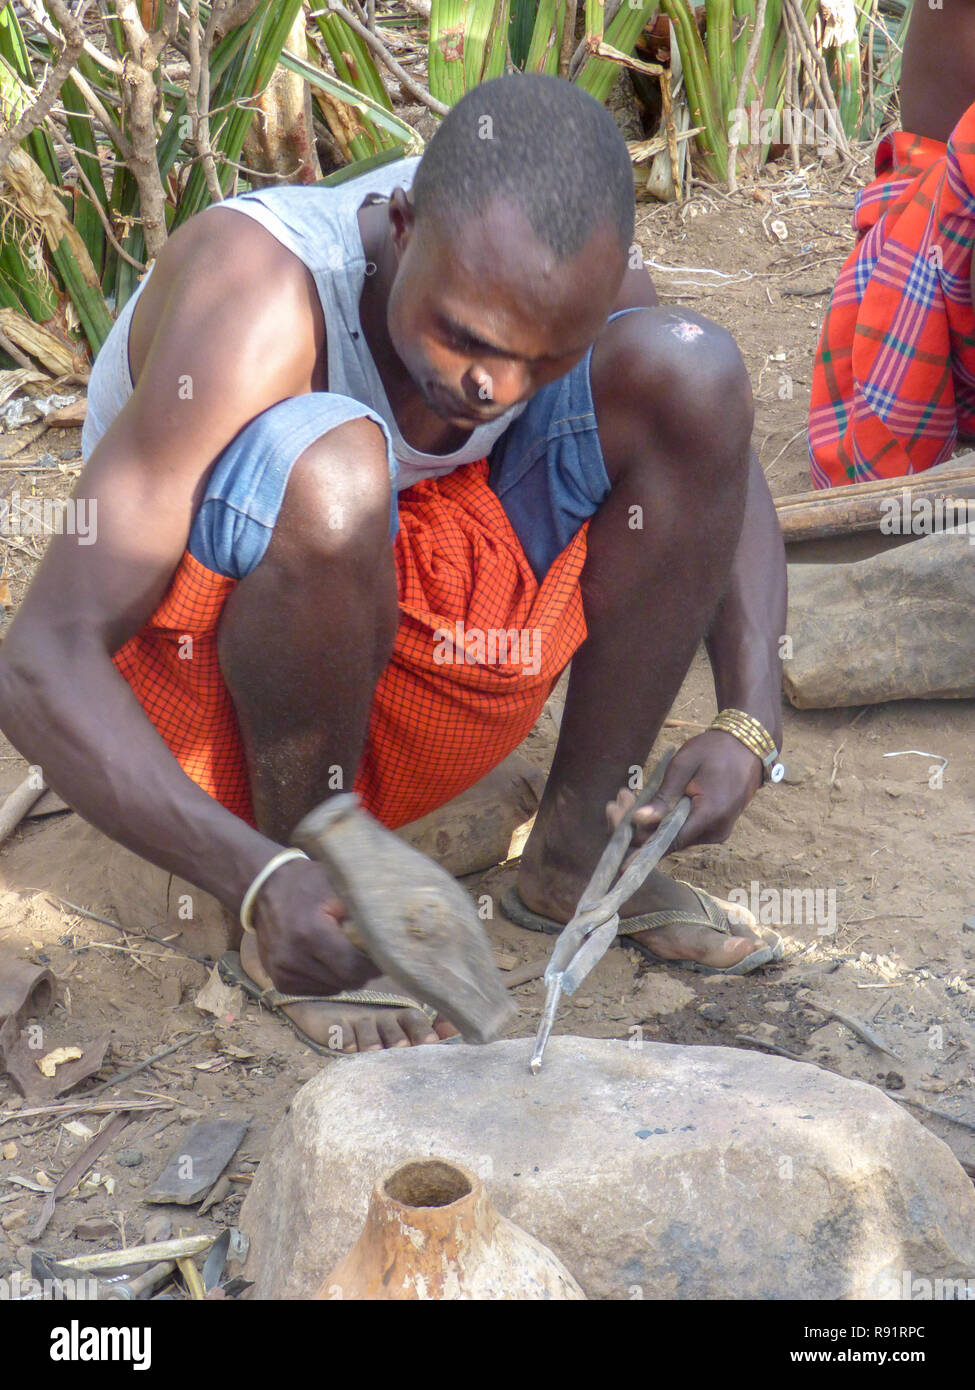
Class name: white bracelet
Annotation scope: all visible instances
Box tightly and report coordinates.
[239,848,309,934]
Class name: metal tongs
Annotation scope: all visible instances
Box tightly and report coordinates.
[530,751,692,1074]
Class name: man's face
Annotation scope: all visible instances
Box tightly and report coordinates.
[385,194,626,428]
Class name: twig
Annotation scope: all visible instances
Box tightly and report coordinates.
[0,1098,168,1126]
[186,0,225,206]
[43,118,147,272]
[807,999,903,1061]
[887,1095,975,1135]
[327,2,448,115]
[86,1030,207,1096]
[0,0,89,171]
[734,1032,805,1062]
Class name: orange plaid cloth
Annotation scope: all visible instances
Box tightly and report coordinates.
[113,461,590,829]
[808,103,975,487]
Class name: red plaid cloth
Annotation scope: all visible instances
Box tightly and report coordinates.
[808,103,975,487]
[113,461,590,829]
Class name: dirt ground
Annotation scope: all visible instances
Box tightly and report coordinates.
[1,151,974,1291]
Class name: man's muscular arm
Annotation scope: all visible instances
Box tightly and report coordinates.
[0,215,371,993]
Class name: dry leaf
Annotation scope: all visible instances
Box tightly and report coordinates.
[36,1045,83,1077]
[194,966,243,1021]
[0,579,11,609]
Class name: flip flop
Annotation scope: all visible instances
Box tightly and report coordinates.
[218,951,438,1058]
[500,884,784,977]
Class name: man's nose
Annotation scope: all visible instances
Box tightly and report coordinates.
[470,361,532,408]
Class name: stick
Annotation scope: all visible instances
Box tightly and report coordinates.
[776,453,975,540]
[326,2,448,115]
[504,958,548,988]
[0,1098,168,1126]
[890,1095,975,1135]
[0,774,46,847]
[807,1000,903,1061]
[734,1033,805,1062]
[86,1031,206,1096]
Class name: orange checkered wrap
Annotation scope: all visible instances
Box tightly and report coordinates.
[112,460,589,829]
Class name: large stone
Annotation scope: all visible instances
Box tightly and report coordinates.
[239,1038,975,1300]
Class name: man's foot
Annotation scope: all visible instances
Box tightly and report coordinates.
[514,866,765,971]
[237,933,459,1053]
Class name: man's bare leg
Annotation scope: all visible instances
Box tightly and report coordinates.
[216,416,456,1050]
[518,308,766,968]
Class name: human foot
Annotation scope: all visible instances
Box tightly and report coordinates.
[236,933,459,1053]
[513,866,769,972]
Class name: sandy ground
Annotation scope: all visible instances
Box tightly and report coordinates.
[1,152,974,1287]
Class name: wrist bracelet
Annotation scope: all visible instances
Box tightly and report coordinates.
[239,848,309,934]
[710,708,784,785]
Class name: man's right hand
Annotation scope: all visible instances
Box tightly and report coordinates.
[250,858,375,997]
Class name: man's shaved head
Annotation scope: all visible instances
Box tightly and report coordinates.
[412,73,635,258]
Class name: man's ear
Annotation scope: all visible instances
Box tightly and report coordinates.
[388,187,415,256]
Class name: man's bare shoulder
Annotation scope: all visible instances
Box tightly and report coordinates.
[127,204,325,394]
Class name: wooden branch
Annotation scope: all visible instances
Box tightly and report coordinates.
[326,2,448,115]
[186,0,224,204]
[69,65,133,162]
[0,0,88,171]
[775,453,975,541]
[213,0,265,39]
[115,0,181,258]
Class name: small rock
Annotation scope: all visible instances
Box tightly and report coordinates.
[116,1148,143,1167]
[885,1071,906,1091]
[1,1209,28,1233]
[572,997,593,1009]
[144,1214,172,1244]
[1,1141,18,1160]
[962,915,975,933]
[779,761,811,785]
[698,1003,726,1024]
[493,951,519,971]
[765,1001,790,1014]
[74,1218,117,1241]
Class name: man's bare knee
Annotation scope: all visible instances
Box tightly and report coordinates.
[283,416,391,556]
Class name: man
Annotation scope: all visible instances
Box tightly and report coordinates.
[0,75,786,1053]
[808,0,975,487]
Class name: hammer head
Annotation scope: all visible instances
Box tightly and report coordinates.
[292,795,516,1044]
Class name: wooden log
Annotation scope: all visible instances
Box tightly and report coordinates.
[775,453,975,541]
[0,774,46,848]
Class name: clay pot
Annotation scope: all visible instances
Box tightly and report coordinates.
[317,1157,585,1300]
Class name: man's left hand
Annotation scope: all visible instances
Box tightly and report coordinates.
[606,730,764,852]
